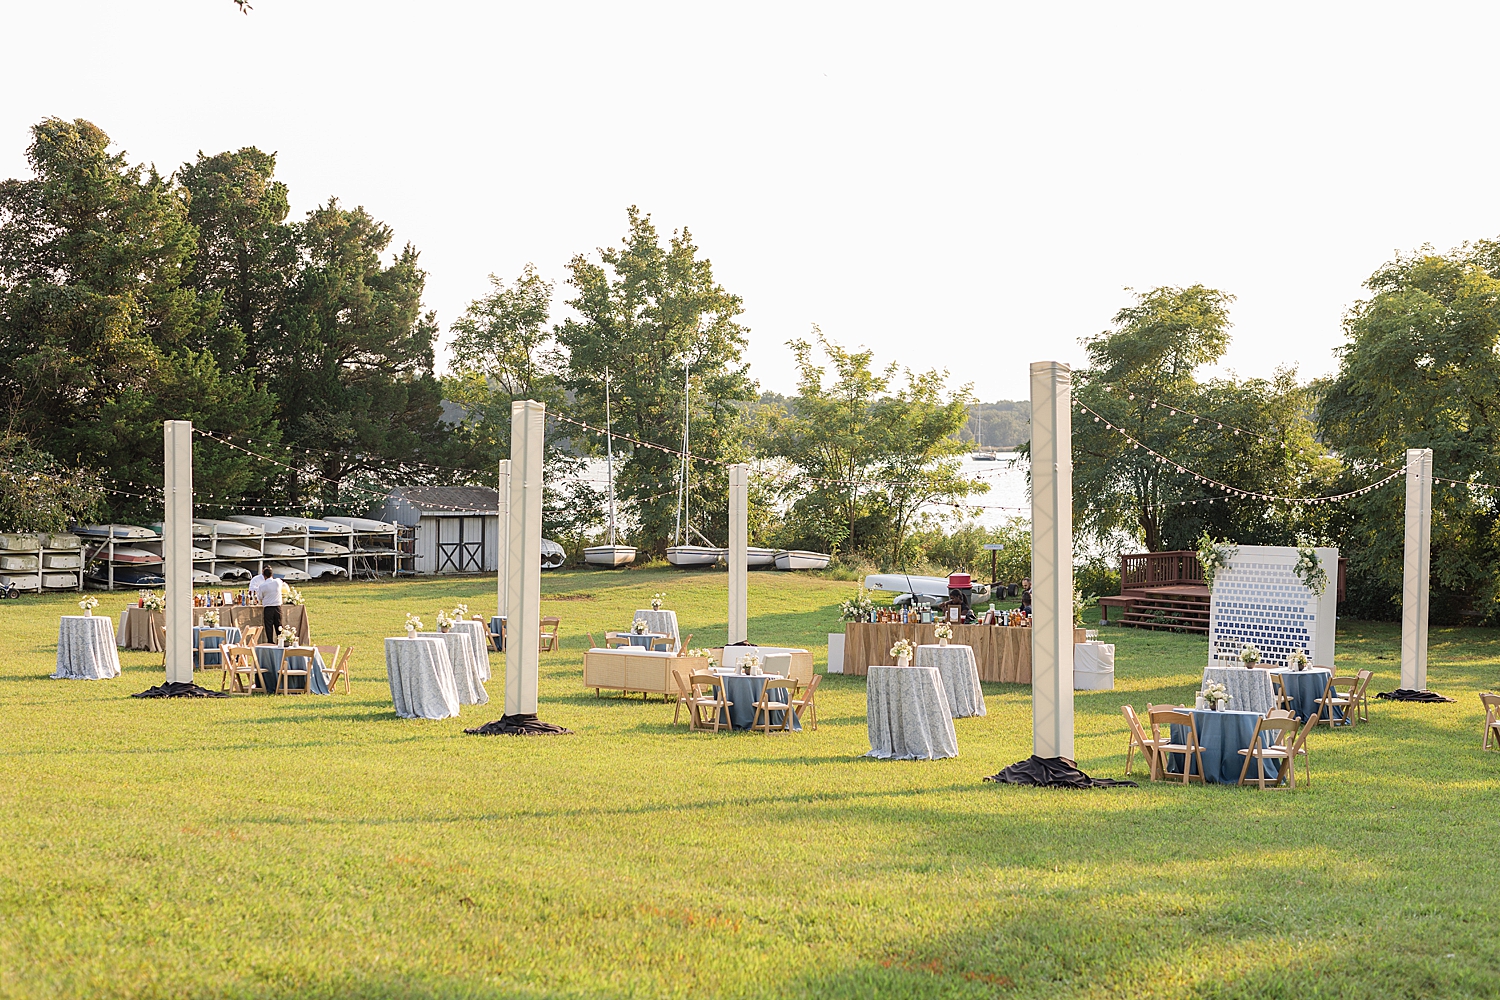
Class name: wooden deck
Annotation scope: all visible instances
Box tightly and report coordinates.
[1099,582,1211,633]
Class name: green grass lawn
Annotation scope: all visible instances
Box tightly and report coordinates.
[2,568,1499,999]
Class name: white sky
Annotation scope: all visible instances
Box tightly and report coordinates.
[5,2,1498,401]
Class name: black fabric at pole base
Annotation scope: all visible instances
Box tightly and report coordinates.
[983,755,1138,788]
[1376,688,1455,703]
[465,713,573,736]
[132,681,231,699]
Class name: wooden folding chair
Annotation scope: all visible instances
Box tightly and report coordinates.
[539,617,561,652]
[1481,693,1500,751]
[1269,673,1292,713]
[672,669,695,727]
[1353,669,1374,723]
[1148,708,1205,784]
[276,645,317,695]
[603,632,632,648]
[688,672,733,733]
[791,673,821,730]
[196,628,230,687]
[223,644,267,694]
[751,677,798,734]
[1236,714,1302,789]
[1121,705,1168,778]
[319,645,350,694]
[156,623,168,665]
[1287,709,1318,786]
[1315,675,1358,728]
[241,625,264,646]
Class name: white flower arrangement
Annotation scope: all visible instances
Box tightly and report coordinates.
[1289,649,1309,670]
[650,592,667,612]
[78,596,99,612]
[1196,532,1239,591]
[933,622,953,640]
[889,638,915,662]
[741,654,761,674]
[436,610,454,631]
[405,613,424,633]
[1199,681,1231,708]
[277,626,299,646]
[631,619,648,635]
[839,585,875,623]
[1294,544,1329,596]
[202,608,220,627]
[452,603,469,619]
[1240,643,1261,667]
[142,592,166,613]
[687,647,719,670]
[284,586,306,607]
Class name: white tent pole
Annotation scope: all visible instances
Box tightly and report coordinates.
[163,420,194,685]
[506,401,545,716]
[496,459,510,620]
[1400,447,1433,690]
[728,463,748,644]
[1029,362,1074,759]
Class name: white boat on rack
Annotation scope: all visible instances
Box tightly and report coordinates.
[325,516,400,532]
[304,560,348,578]
[214,540,262,560]
[228,515,303,535]
[262,540,308,558]
[194,518,262,536]
[75,524,158,540]
[541,539,567,570]
[666,545,724,568]
[301,518,353,535]
[746,546,778,567]
[307,538,350,555]
[193,569,222,585]
[109,546,163,565]
[217,564,252,580]
[774,549,831,571]
[583,368,638,568]
[191,546,216,561]
[263,562,310,581]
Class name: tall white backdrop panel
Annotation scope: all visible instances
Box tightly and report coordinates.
[1208,545,1338,668]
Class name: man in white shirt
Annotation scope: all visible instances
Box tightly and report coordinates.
[252,565,284,643]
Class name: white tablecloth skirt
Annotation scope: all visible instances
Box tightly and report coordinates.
[449,620,492,682]
[385,637,461,719]
[864,665,959,760]
[417,631,488,706]
[633,609,681,650]
[1073,642,1116,691]
[913,643,986,717]
[1202,665,1275,716]
[54,615,122,680]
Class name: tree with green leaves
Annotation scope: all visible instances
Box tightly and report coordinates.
[1320,242,1500,622]
[1070,285,1333,554]
[557,207,755,553]
[0,118,276,522]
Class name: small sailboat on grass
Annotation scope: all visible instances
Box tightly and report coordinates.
[584,367,638,568]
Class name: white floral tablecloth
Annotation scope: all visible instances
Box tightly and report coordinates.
[632,609,680,650]
[385,637,460,719]
[450,620,492,682]
[54,615,121,680]
[864,665,959,760]
[417,631,488,705]
[1202,666,1276,717]
[913,643,986,718]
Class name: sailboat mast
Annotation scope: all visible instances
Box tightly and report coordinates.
[604,368,617,547]
[676,356,691,546]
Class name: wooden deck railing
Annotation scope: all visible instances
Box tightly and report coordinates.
[1120,551,1204,591]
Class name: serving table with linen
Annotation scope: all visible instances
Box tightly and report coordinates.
[1073,641,1116,690]
[217,605,311,645]
[416,631,488,705]
[450,620,493,682]
[54,615,122,680]
[913,644,986,718]
[1267,667,1337,723]
[864,665,959,760]
[1164,708,1276,784]
[843,622,1031,682]
[632,609,680,650]
[713,671,801,731]
[1202,666,1277,717]
[191,625,243,669]
[117,606,164,650]
[384,636,460,719]
[253,645,330,694]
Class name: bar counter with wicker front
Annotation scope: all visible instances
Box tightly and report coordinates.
[842,622,1032,683]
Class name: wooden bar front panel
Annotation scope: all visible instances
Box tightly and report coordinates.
[842,622,1032,683]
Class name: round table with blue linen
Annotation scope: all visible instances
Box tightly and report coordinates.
[1166,708,1275,784]
[253,644,330,694]
[490,616,506,653]
[191,625,243,670]
[714,672,801,731]
[624,632,668,649]
[1267,667,1338,723]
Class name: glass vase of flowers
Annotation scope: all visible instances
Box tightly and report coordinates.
[277,626,298,647]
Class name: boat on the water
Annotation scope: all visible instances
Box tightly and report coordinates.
[746,546,778,567]
[75,524,158,540]
[262,540,308,558]
[583,368,637,568]
[775,549,832,571]
[971,451,999,461]
[214,541,262,559]
[666,545,724,568]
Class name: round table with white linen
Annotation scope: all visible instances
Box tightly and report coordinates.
[384,636,461,719]
[864,665,959,760]
[913,643,986,718]
[632,609,680,650]
[54,615,122,680]
[450,620,493,682]
[1202,666,1276,717]
[416,631,488,705]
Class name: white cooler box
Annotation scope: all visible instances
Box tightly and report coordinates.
[1073,642,1115,690]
